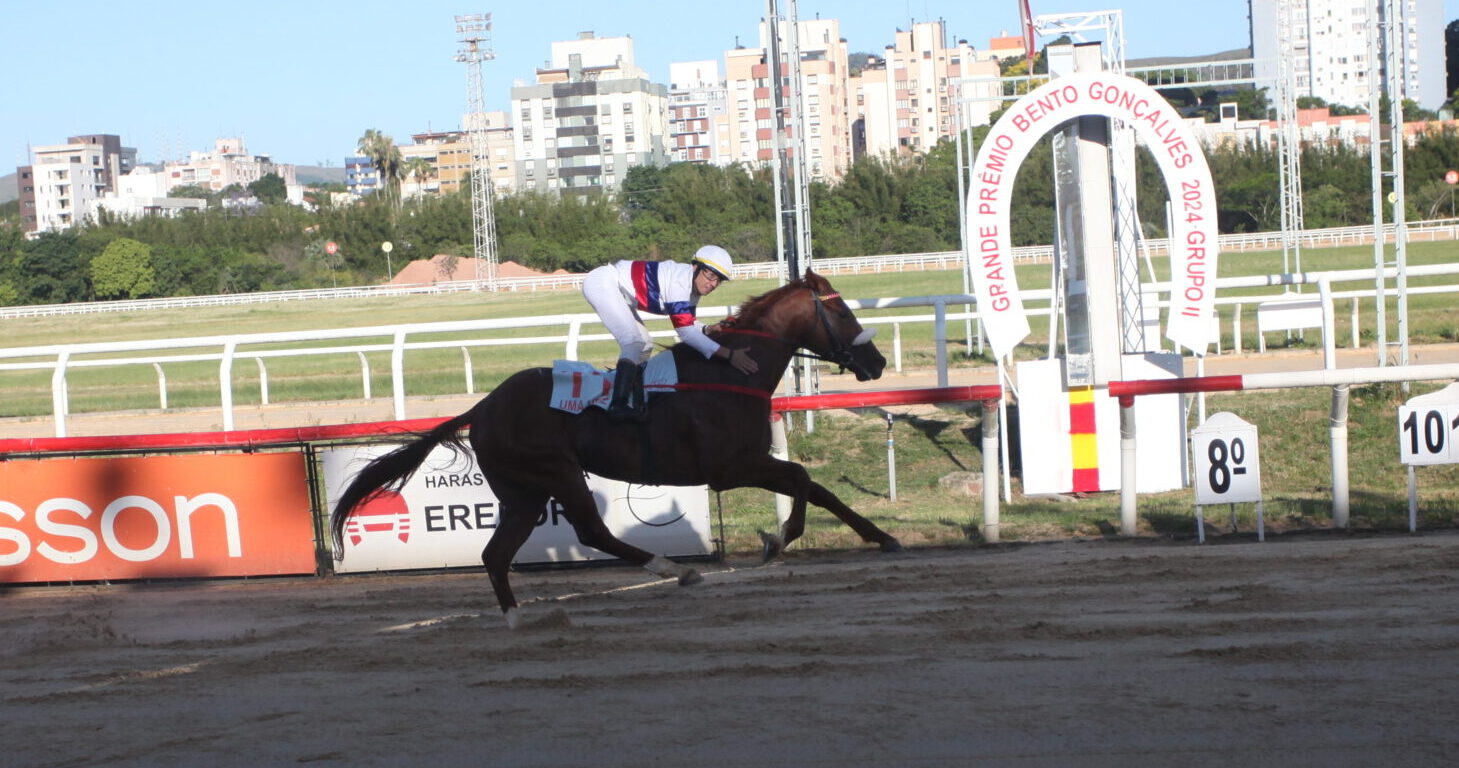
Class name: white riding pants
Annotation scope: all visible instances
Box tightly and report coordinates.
[583,265,654,363]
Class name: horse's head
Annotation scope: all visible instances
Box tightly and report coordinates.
[796,271,886,382]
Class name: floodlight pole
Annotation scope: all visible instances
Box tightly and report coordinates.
[456,13,500,292]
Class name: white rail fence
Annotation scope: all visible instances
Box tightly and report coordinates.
[3,220,1455,320]
[6,261,1459,438]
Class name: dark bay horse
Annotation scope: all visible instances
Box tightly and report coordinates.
[331,270,900,628]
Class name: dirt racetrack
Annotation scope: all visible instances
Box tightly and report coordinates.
[4,532,1458,767]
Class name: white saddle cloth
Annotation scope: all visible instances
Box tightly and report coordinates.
[548,352,679,414]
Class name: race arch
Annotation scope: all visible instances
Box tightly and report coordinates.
[967,70,1219,360]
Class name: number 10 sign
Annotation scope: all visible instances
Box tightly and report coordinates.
[1191,412,1262,505]
[1398,383,1459,466]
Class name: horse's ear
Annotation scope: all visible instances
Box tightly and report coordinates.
[804,269,828,289]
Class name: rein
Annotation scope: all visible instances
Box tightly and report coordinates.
[716,288,866,375]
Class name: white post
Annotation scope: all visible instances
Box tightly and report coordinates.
[885,413,897,503]
[1330,384,1351,528]
[893,322,903,373]
[566,319,583,361]
[1233,303,1243,354]
[1119,396,1138,535]
[770,413,792,525]
[1350,298,1360,349]
[462,347,475,395]
[1195,505,1206,543]
[153,363,168,410]
[934,300,948,388]
[1319,278,1336,368]
[255,357,269,406]
[220,341,237,431]
[51,350,72,438]
[357,351,372,400]
[1407,465,1418,533]
[981,399,1000,543]
[391,330,407,420]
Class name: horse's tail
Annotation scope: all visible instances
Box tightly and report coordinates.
[329,407,478,561]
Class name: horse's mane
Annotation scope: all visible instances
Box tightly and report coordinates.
[728,272,829,330]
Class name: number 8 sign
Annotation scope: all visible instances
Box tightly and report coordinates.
[1191,412,1262,505]
[1398,384,1459,466]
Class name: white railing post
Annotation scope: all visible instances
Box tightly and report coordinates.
[51,350,71,438]
[1319,278,1336,369]
[220,341,237,431]
[462,347,475,395]
[391,330,407,420]
[255,357,269,406]
[892,322,903,373]
[1119,395,1138,536]
[980,398,1000,543]
[153,363,167,410]
[1350,298,1360,348]
[1233,303,1243,354]
[357,351,372,400]
[934,300,948,388]
[566,319,583,361]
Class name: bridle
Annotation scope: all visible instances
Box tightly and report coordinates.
[719,288,875,377]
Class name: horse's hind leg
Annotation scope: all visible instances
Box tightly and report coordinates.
[806,480,901,552]
[480,485,546,629]
[553,471,703,586]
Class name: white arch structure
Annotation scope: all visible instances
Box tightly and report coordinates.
[968,71,1219,359]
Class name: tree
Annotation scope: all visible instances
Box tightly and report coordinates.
[248,173,288,205]
[402,156,433,198]
[91,237,157,299]
[357,129,403,207]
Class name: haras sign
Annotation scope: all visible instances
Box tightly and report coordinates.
[969,71,1220,359]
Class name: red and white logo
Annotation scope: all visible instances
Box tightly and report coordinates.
[346,490,411,546]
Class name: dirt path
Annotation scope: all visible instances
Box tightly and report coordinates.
[4,531,1457,767]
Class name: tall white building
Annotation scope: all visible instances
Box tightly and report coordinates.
[510,32,668,195]
[1251,0,1447,110]
[24,135,136,234]
[849,21,1001,161]
[667,60,731,164]
[722,17,852,181]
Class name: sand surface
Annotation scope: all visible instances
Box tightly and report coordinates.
[4,531,1458,767]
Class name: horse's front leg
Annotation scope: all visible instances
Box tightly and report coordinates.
[805,480,901,552]
[715,456,812,562]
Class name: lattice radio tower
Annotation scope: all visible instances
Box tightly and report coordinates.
[455,13,499,290]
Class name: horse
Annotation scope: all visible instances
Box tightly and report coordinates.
[330,270,899,628]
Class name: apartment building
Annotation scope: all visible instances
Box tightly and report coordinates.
[399,113,516,199]
[23,134,136,234]
[510,32,668,196]
[1251,0,1447,110]
[164,138,297,195]
[721,17,853,181]
[345,156,382,198]
[849,21,1001,161]
[667,60,732,164]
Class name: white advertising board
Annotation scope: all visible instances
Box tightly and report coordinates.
[322,444,713,573]
[1191,412,1262,505]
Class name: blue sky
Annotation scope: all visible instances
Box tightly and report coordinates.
[2,0,1451,169]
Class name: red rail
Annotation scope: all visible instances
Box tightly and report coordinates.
[0,385,1004,457]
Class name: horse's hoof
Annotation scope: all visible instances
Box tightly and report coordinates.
[879,537,904,553]
[503,606,572,631]
[679,568,703,586]
[758,530,785,563]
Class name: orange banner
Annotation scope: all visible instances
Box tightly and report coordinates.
[0,453,316,583]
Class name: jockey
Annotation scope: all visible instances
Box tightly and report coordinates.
[582,245,759,421]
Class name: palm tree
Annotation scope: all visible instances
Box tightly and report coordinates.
[356,129,403,206]
[402,156,434,200]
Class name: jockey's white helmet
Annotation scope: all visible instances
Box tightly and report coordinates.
[692,245,733,281]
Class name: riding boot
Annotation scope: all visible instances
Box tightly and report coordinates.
[608,359,639,422]
[628,362,649,422]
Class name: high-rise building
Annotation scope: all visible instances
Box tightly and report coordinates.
[1250,0,1446,110]
[722,17,852,181]
[510,32,668,196]
[24,134,136,234]
[849,21,1001,161]
[667,61,731,164]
